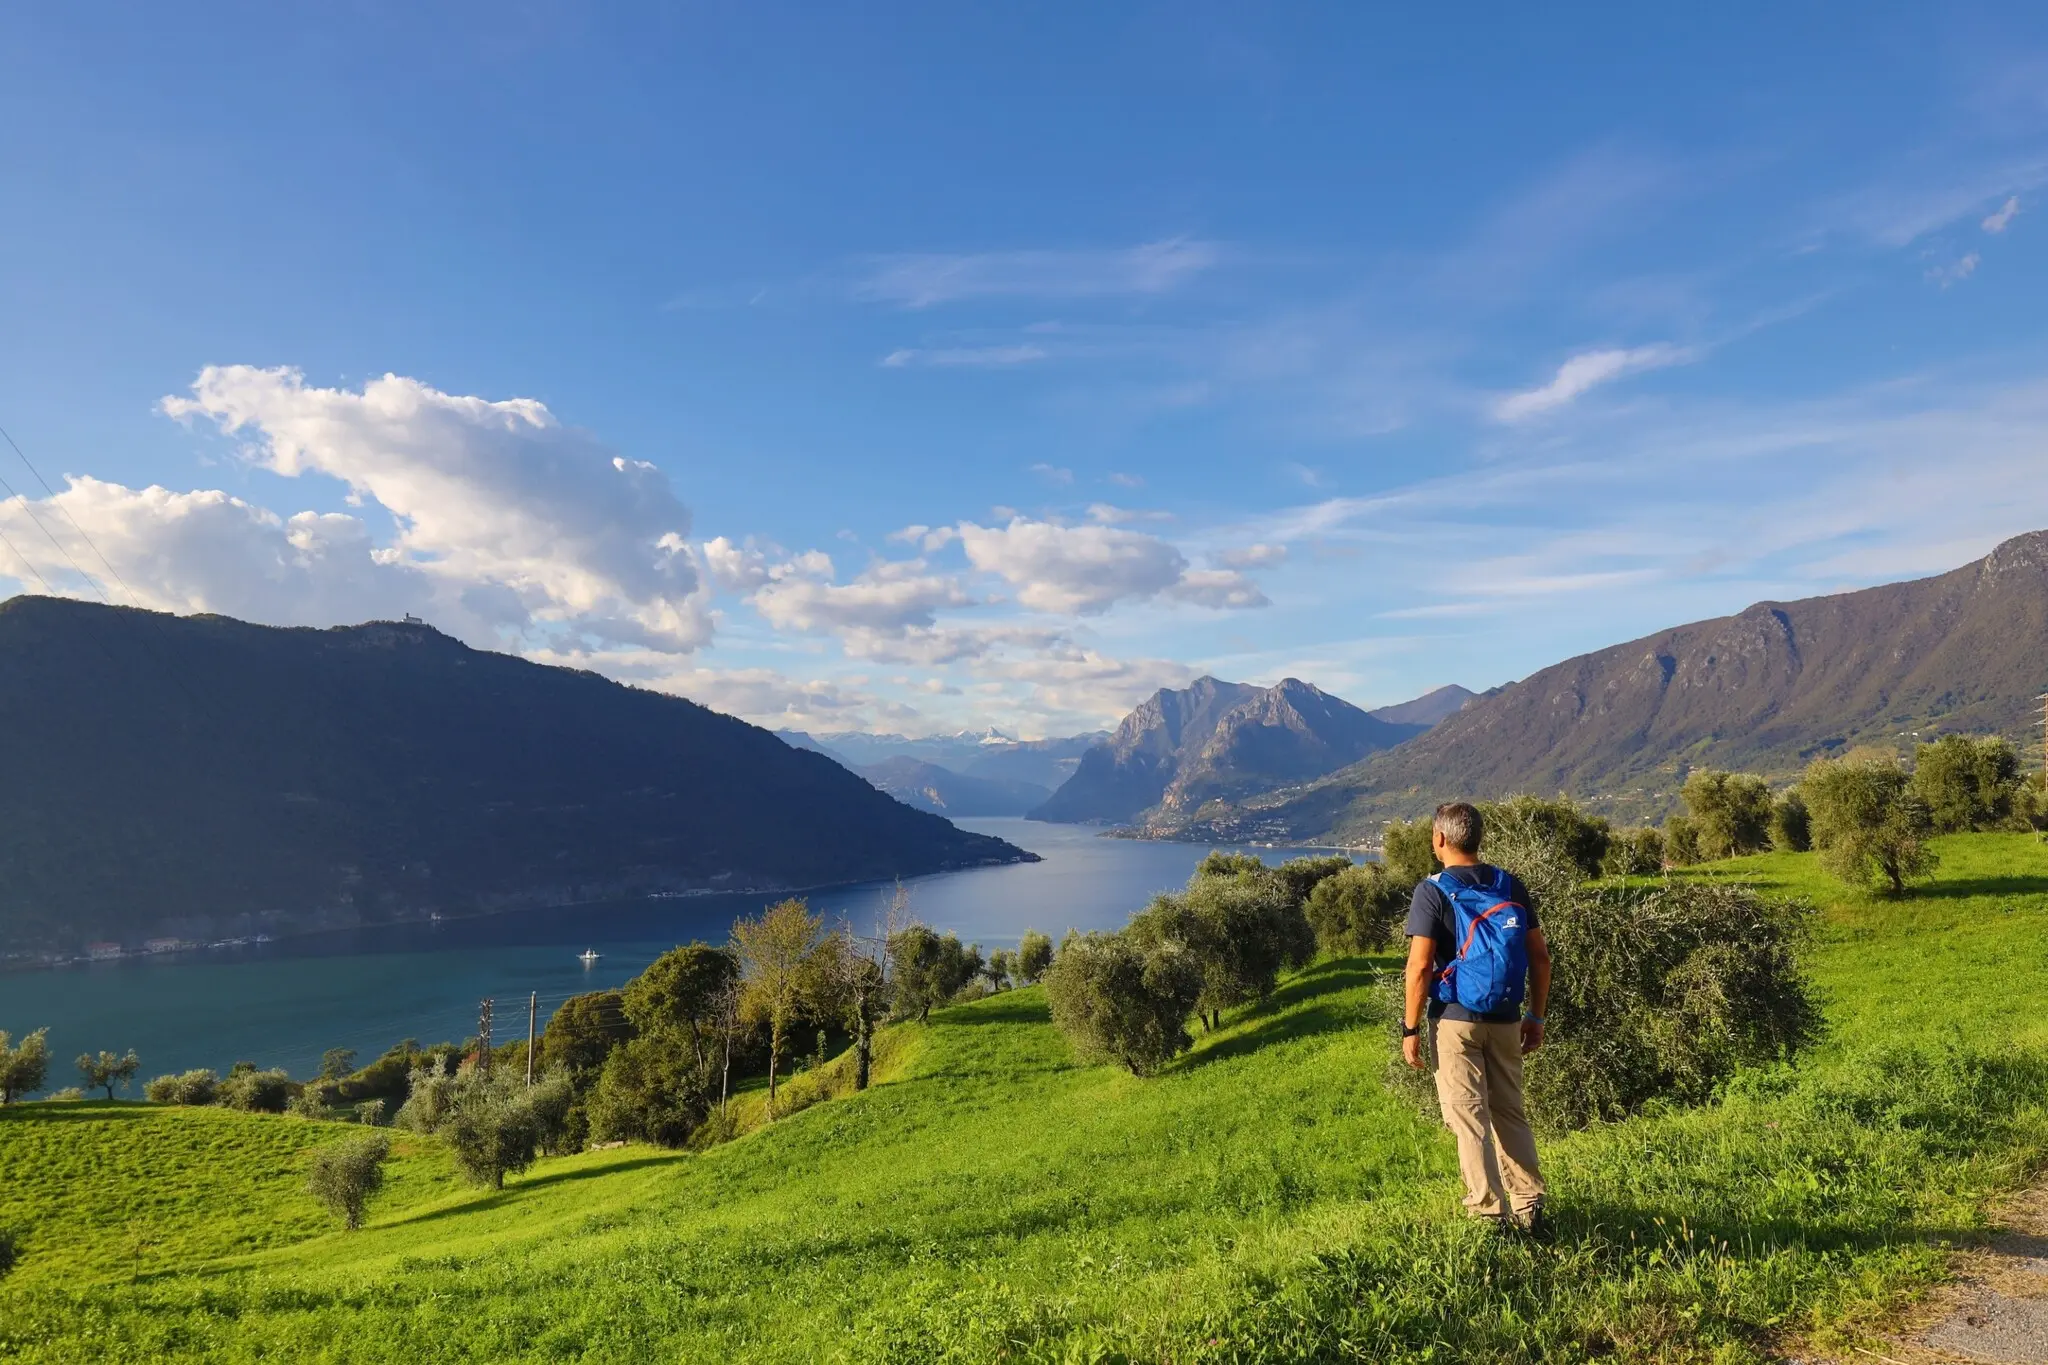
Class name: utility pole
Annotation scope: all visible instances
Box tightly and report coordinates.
[526,991,538,1085]
[477,997,494,1076]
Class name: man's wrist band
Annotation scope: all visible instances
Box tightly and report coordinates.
[1524,1015,1545,1025]
[1401,1024,1421,1038]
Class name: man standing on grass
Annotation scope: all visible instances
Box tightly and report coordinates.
[1400,801,1552,1234]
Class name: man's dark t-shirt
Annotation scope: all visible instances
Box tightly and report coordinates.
[1405,864,1538,1025]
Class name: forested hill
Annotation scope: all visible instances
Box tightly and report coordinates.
[0,599,1028,955]
[1223,529,2048,840]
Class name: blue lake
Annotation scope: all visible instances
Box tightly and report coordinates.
[0,820,1354,1088]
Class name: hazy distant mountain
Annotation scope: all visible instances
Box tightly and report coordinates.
[1029,677,1427,826]
[779,728,1105,791]
[1368,684,1476,728]
[857,757,1052,817]
[0,600,1029,955]
[1215,530,2048,841]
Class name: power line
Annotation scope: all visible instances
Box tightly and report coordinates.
[0,424,147,608]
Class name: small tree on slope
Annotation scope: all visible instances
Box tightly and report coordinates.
[306,1132,391,1230]
[0,1029,50,1104]
[76,1049,140,1100]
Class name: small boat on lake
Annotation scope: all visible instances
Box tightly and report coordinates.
[579,949,600,966]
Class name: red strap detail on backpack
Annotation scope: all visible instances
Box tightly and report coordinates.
[1436,900,1525,984]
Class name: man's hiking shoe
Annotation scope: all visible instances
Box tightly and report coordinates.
[1518,1204,1553,1243]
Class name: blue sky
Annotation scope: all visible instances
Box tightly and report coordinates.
[4,4,2048,737]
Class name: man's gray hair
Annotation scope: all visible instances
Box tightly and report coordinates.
[1433,802,1484,855]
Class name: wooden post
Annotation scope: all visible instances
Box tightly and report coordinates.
[526,991,538,1085]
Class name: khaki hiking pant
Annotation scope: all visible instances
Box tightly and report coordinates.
[1430,1019,1545,1222]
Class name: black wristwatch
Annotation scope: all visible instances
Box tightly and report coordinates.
[1401,1024,1421,1038]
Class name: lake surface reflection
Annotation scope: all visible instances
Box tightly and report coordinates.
[0,820,1354,1086]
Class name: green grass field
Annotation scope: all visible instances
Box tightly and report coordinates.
[3,833,2047,1363]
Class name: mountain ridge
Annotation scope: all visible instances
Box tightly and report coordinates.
[1029,676,1431,826]
[1206,530,2048,841]
[0,598,1029,956]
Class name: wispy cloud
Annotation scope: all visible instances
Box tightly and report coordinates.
[880,344,1047,368]
[1494,344,1693,422]
[853,238,1220,308]
[1928,253,1980,287]
[1028,463,1074,486]
[1983,195,2021,233]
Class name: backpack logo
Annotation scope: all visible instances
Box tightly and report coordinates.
[1430,868,1531,1015]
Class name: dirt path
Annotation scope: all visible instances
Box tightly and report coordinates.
[1797,1190,2048,1365]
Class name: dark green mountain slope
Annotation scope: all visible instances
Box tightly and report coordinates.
[0,599,1028,954]
[1219,530,2048,841]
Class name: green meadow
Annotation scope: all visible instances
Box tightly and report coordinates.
[3,833,2047,1363]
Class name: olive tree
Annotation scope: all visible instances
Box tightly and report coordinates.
[218,1065,294,1113]
[887,924,979,1022]
[1663,814,1702,867]
[1015,930,1054,984]
[1274,854,1356,908]
[1678,771,1775,860]
[1379,818,1440,886]
[76,1049,140,1100]
[1803,755,1938,894]
[1304,863,1408,955]
[982,948,1015,991]
[1600,828,1666,877]
[1482,796,1611,882]
[1770,792,1811,852]
[1527,882,1822,1127]
[1910,734,2022,833]
[306,1131,392,1230]
[1143,863,1313,1031]
[1042,930,1203,1076]
[0,1029,50,1104]
[143,1068,218,1105]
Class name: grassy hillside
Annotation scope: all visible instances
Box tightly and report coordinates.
[3,833,2047,1362]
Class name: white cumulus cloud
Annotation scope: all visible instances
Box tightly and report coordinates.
[160,365,709,650]
[954,517,1267,615]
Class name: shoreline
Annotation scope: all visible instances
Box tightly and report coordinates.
[0,847,1040,976]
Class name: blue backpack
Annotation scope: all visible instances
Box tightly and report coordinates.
[1429,867,1530,1015]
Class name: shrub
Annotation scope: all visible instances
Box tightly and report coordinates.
[1482,796,1610,883]
[1042,930,1203,1076]
[354,1099,387,1125]
[318,1048,357,1082]
[1770,792,1811,852]
[43,1087,84,1101]
[0,1028,50,1104]
[1015,930,1054,983]
[1273,854,1354,907]
[1135,863,1313,1030]
[1910,734,2022,833]
[144,1068,219,1106]
[1304,863,1408,954]
[0,1227,17,1280]
[587,1038,711,1148]
[1528,881,1823,1127]
[217,1067,295,1113]
[306,1131,391,1230]
[406,1067,551,1189]
[1803,754,1938,894]
[288,1084,334,1120]
[1678,770,1774,859]
[1379,818,1439,886]
[1663,814,1701,866]
[1600,827,1665,877]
